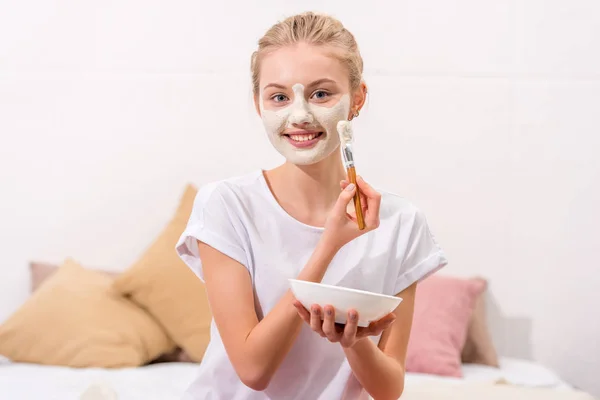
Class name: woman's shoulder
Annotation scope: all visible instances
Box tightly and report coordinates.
[194,170,264,204]
[377,189,424,221]
[374,189,440,241]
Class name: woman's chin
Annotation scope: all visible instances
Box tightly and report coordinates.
[280,144,340,166]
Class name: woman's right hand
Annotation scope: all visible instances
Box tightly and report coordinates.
[322,175,381,250]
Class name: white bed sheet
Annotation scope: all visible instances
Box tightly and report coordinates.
[0,357,572,400]
[407,357,572,389]
[0,362,197,400]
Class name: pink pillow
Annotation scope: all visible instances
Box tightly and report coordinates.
[406,274,486,377]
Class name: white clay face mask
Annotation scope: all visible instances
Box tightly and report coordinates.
[259,83,350,166]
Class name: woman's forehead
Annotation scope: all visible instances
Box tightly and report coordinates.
[259,44,348,90]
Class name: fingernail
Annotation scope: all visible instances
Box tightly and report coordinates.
[345,183,356,192]
[350,312,358,321]
[327,309,333,316]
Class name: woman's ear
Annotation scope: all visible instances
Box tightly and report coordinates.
[349,82,367,119]
[254,94,262,117]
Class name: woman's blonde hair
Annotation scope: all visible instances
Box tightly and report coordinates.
[250,12,364,95]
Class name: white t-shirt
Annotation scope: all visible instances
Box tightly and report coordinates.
[176,170,447,400]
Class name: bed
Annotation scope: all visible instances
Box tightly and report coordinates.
[0,357,594,400]
[0,194,596,399]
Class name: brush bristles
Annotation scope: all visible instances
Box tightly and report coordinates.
[337,120,353,144]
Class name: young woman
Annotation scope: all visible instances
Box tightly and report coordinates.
[176,12,447,400]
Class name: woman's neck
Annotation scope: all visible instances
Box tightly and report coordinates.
[264,153,347,226]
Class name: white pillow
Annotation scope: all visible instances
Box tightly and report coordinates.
[462,357,568,388]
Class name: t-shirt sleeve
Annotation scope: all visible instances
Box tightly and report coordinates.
[175,183,249,282]
[394,208,448,294]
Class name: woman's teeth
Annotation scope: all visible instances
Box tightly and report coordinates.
[287,132,321,142]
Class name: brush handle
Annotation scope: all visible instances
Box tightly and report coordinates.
[347,166,365,230]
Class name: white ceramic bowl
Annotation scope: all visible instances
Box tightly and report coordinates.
[289,279,402,327]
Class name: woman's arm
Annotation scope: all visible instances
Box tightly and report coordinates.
[343,282,417,400]
[198,179,380,391]
[199,235,338,391]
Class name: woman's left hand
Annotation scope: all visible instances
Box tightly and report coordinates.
[292,301,396,348]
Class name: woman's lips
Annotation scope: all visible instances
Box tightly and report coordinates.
[283,131,324,148]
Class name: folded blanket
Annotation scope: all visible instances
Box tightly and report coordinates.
[79,382,118,400]
[401,381,596,400]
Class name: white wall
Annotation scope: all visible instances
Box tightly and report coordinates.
[1,0,599,396]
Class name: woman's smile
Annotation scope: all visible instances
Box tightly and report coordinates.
[283,130,325,148]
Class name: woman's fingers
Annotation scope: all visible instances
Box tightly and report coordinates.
[341,309,359,347]
[332,183,357,218]
[367,313,396,336]
[341,180,367,218]
[356,176,381,228]
[309,305,326,337]
[322,305,341,342]
[355,175,377,197]
[341,180,366,204]
[293,301,311,324]
[301,303,392,343]
[340,176,379,231]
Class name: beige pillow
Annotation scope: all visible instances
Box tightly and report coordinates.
[461,277,500,367]
[113,184,212,362]
[30,261,118,292]
[0,258,175,367]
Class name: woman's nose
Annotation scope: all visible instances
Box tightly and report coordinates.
[288,108,314,125]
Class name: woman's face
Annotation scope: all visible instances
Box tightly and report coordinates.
[256,43,358,166]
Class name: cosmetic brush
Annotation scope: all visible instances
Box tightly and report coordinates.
[337,120,365,230]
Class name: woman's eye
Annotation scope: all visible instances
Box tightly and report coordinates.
[311,90,330,100]
[272,94,288,102]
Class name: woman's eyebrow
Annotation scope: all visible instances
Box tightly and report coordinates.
[263,83,287,91]
[262,79,337,92]
[307,78,337,88]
